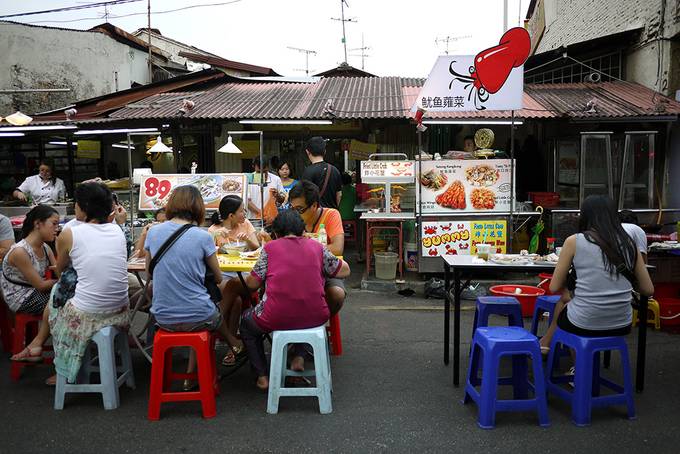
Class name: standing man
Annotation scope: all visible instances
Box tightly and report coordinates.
[247,158,285,222]
[302,137,343,209]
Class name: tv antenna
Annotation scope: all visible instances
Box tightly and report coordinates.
[435,34,472,55]
[287,46,317,76]
[331,0,357,63]
[349,34,371,70]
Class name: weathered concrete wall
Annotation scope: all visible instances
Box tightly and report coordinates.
[0,22,151,115]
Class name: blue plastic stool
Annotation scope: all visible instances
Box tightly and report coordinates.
[546,328,635,426]
[473,296,524,332]
[54,326,135,410]
[267,325,333,414]
[463,326,550,429]
[530,295,561,336]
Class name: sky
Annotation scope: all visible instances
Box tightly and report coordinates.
[0,0,532,78]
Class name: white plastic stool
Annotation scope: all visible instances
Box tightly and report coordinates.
[267,325,333,414]
[54,326,135,410]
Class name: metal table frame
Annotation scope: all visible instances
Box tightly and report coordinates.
[442,255,651,392]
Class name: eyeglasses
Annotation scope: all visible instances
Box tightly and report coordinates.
[293,205,310,214]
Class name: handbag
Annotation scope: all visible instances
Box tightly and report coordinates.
[149,224,222,303]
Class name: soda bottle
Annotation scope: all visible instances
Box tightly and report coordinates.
[318,224,327,245]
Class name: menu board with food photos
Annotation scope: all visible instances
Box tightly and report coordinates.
[138,173,247,211]
[418,159,514,214]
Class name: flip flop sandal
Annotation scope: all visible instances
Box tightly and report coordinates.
[221,345,246,367]
[11,347,43,363]
[182,379,198,391]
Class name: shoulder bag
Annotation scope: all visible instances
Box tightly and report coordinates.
[149,224,222,303]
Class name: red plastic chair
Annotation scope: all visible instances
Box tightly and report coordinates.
[148,329,219,420]
[327,313,343,356]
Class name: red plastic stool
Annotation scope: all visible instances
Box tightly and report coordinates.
[327,313,343,356]
[148,329,219,420]
[10,313,53,381]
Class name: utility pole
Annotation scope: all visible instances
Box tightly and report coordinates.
[349,34,370,70]
[503,0,508,31]
[147,0,152,83]
[331,0,357,63]
[287,47,317,76]
[434,35,471,55]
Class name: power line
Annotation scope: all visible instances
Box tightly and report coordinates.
[0,0,141,19]
[26,0,243,25]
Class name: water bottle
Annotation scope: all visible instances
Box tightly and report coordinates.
[318,224,327,245]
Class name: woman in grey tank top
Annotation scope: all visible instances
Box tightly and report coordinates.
[540,196,654,353]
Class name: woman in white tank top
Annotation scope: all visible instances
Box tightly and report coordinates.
[14,183,130,384]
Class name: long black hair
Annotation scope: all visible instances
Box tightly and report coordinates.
[22,204,58,238]
[578,195,637,275]
[211,195,243,225]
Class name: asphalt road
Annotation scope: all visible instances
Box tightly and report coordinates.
[1,288,680,453]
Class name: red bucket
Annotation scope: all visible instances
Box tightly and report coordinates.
[489,285,546,317]
[537,273,557,295]
[658,298,680,328]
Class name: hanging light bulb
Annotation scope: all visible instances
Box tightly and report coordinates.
[217,135,242,154]
[148,135,172,153]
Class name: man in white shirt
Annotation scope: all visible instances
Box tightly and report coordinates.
[247,159,285,220]
[620,210,648,264]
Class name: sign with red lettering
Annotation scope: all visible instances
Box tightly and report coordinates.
[138,174,247,211]
[421,220,507,257]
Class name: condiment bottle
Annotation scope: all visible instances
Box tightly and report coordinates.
[318,224,327,245]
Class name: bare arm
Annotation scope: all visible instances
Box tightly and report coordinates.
[335,260,350,279]
[13,190,26,201]
[8,248,56,292]
[336,190,342,207]
[205,253,223,285]
[0,239,14,262]
[55,228,73,277]
[243,274,262,292]
[634,250,654,296]
[549,235,576,294]
[327,233,344,256]
[133,225,150,258]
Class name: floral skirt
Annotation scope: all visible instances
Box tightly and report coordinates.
[48,300,130,383]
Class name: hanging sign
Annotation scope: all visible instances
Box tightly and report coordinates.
[418,159,514,214]
[349,139,378,161]
[360,160,416,184]
[76,140,101,159]
[412,27,530,112]
[421,219,507,257]
[138,173,247,211]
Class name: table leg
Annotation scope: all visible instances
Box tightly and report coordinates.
[453,269,461,387]
[444,262,451,365]
[636,294,648,393]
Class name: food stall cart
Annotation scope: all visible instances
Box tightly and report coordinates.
[359,154,416,281]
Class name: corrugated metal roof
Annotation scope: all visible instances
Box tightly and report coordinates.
[52,78,680,123]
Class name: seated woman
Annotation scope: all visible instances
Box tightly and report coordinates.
[208,195,258,365]
[539,195,654,356]
[144,186,237,383]
[5,205,59,361]
[133,208,166,258]
[239,210,350,390]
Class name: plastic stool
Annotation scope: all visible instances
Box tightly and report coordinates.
[10,313,53,381]
[546,329,635,426]
[148,330,219,420]
[327,313,343,356]
[472,296,524,333]
[530,295,561,336]
[267,325,333,414]
[54,326,135,410]
[632,298,661,330]
[463,326,550,429]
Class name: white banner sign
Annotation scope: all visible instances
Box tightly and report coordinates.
[413,28,530,112]
[418,159,514,214]
[415,55,523,112]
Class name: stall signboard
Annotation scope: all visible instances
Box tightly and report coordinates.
[360,160,416,184]
[138,173,247,211]
[418,159,514,214]
[421,219,507,257]
[349,139,378,161]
